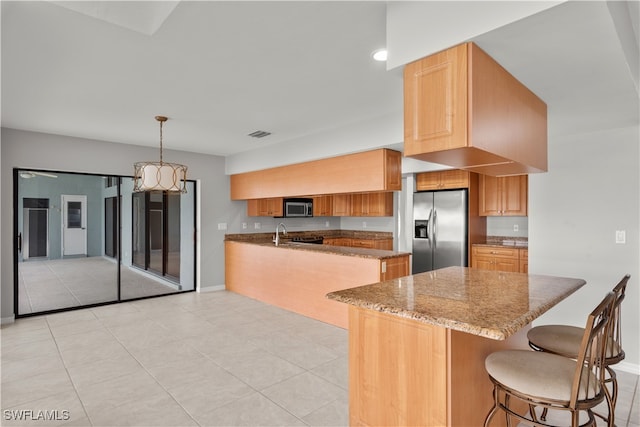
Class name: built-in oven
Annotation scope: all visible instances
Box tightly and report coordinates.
[284,198,313,217]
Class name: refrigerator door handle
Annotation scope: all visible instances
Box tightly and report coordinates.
[426,208,433,243]
[432,209,437,247]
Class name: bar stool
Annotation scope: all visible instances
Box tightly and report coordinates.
[527,274,629,426]
[483,291,616,427]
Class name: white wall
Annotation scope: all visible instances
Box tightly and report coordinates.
[1,128,231,321]
[225,111,404,175]
[385,1,564,70]
[529,125,640,373]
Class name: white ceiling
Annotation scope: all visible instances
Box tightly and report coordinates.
[2,1,638,158]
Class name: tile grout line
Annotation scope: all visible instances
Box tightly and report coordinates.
[196,315,344,425]
[621,374,639,427]
[90,304,204,427]
[44,314,95,426]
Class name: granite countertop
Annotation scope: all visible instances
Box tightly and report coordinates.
[225,232,410,260]
[225,230,393,242]
[254,241,409,260]
[475,236,529,248]
[326,266,585,340]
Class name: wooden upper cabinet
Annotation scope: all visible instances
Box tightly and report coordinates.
[479,175,527,216]
[313,195,334,216]
[332,192,393,217]
[416,170,469,191]
[405,44,468,153]
[247,197,283,217]
[332,194,352,216]
[404,42,547,176]
[231,149,402,200]
[351,192,394,217]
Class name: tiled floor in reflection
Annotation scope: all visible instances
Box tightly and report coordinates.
[1,291,638,426]
[18,257,181,314]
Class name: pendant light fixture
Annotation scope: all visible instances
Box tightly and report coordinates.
[133,116,188,193]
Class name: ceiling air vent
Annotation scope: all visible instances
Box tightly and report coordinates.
[248,130,271,139]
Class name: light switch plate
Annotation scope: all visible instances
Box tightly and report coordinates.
[615,230,626,244]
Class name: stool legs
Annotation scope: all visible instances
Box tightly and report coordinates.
[484,385,499,427]
[536,366,618,425]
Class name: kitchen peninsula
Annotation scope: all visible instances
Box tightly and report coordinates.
[225,232,410,328]
[327,266,586,427]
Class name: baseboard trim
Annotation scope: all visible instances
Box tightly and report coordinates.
[1,315,16,325]
[198,284,225,293]
[615,361,640,376]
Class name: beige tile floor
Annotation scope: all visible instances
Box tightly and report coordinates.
[1,290,638,426]
[18,257,182,315]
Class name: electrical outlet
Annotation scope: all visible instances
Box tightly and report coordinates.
[363,221,367,228]
[513,224,519,232]
[615,230,626,244]
[242,223,247,229]
[254,222,261,230]
[217,223,227,230]
[325,221,330,227]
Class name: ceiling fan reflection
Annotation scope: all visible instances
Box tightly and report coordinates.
[19,171,58,179]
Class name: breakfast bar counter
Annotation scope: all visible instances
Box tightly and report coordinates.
[326,266,586,427]
[224,238,410,328]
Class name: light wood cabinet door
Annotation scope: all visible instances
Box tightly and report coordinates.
[247,198,283,217]
[472,255,496,271]
[350,194,366,217]
[380,255,409,281]
[374,239,394,250]
[415,172,442,191]
[247,200,259,216]
[519,249,528,274]
[337,192,393,217]
[350,239,375,249]
[365,192,394,217]
[416,170,469,191]
[493,257,520,273]
[324,238,352,247]
[471,245,520,272]
[501,176,528,216]
[332,194,352,216]
[404,43,468,154]
[478,176,501,216]
[313,195,333,216]
[263,198,283,217]
[479,175,527,216]
[351,192,393,217]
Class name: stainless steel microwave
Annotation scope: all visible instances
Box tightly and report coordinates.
[284,198,313,217]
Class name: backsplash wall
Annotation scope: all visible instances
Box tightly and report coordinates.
[486,216,529,238]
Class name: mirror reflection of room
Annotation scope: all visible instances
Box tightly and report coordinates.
[16,170,195,315]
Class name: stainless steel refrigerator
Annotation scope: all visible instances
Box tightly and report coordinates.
[412,189,468,274]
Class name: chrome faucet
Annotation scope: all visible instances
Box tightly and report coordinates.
[274,222,287,246]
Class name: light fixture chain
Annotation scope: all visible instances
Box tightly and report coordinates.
[159,119,164,165]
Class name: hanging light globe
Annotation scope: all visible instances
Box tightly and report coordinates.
[133,116,188,193]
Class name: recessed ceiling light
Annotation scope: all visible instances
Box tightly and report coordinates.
[372,48,388,62]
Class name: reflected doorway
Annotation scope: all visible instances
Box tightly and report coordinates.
[105,196,118,259]
[22,198,50,260]
[61,194,87,257]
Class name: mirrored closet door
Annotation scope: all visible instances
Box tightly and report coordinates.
[15,169,196,316]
